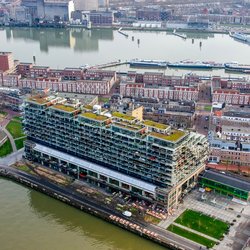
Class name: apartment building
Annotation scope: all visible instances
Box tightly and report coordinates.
[23,95,208,209]
[209,108,250,167]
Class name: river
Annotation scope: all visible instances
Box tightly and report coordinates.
[0,27,249,76]
[0,178,166,250]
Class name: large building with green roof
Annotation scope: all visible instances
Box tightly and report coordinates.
[23,95,208,209]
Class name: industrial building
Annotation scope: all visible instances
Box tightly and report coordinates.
[23,95,208,209]
[199,169,250,201]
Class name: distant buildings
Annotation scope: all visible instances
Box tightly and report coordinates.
[211,77,250,105]
[74,0,98,11]
[21,0,74,21]
[120,72,200,101]
[0,52,14,72]
[23,95,208,209]
[209,107,250,168]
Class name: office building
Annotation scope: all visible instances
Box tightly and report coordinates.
[23,95,208,209]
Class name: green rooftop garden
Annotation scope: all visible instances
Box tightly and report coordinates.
[84,105,93,110]
[52,104,76,112]
[143,120,169,130]
[112,112,135,121]
[81,112,108,121]
[113,122,143,131]
[150,130,186,142]
[28,96,49,104]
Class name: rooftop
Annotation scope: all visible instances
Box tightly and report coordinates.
[223,111,250,119]
[143,120,169,130]
[201,169,250,192]
[81,112,108,121]
[112,112,135,121]
[28,96,50,105]
[113,122,144,131]
[150,130,186,142]
[52,104,77,113]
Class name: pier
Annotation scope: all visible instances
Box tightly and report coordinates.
[90,60,128,69]
[118,28,129,37]
[172,30,187,39]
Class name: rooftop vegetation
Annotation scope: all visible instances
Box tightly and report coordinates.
[112,112,135,121]
[150,130,186,142]
[84,105,93,110]
[143,120,169,130]
[81,112,108,121]
[28,96,49,104]
[53,104,76,112]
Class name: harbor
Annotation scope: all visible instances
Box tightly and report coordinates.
[1,27,249,77]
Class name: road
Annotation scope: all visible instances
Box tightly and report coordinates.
[0,163,202,250]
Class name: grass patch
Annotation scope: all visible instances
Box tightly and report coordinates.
[204,105,212,111]
[15,137,26,150]
[144,214,161,224]
[16,165,34,175]
[167,224,216,248]
[6,120,25,139]
[0,139,13,157]
[98,97,110,103]
[0,110,7,116]
[175,209,229,240]
[12,116,22,122]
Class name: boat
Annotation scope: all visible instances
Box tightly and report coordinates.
[229,32,250,43]
[129,59,168,68]
[168,60,213,69]
[224,62,250,73]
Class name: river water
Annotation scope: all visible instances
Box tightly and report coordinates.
[0,27,249,76]
[0,178,166,250]
[0,27,249,250]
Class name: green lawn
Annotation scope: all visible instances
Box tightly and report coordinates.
[12,116,22,122]
[175,209,229,240]
[6,120,24,139]
[0,110,7,116]
[167,224,216,248]
[0,139,13,157]
[15,137,26,150]
[98,97,110,103]
[204,105,212,111]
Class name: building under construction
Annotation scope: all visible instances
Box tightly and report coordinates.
[23,95,208,209]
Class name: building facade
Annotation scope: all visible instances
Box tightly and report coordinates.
[0,52,14,72]
[23,95,208,209]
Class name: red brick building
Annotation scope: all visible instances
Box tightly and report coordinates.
[0,52,14,72]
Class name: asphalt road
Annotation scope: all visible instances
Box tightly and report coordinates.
[0,164,202,250]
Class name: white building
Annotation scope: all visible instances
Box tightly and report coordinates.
[74,0,98,11]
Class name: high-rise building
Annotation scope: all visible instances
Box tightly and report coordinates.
[74,0,98,11]
[23,95,208,209]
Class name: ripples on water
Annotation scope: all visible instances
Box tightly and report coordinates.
[0,178,166,250]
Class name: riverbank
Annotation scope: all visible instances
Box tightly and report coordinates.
[1,23,249,35]
[0,165,199,250]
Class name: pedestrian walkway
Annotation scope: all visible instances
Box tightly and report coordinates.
[3,127,17,152]
[172,222,220,242]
